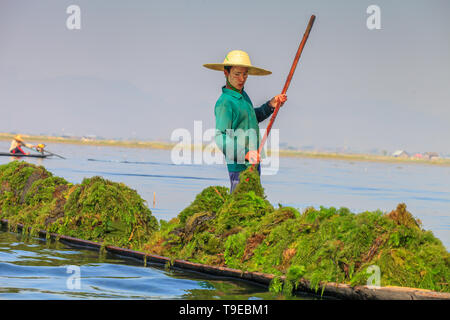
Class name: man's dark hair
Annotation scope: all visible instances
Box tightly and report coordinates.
[224,66,232,73]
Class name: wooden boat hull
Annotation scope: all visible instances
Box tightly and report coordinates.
[0,152,49,158]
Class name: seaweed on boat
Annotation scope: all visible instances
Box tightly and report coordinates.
[57,175,158,247]
[0,161,157,247]
[145,167,450,294]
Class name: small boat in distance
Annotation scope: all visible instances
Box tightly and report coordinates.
[0,152,50,158]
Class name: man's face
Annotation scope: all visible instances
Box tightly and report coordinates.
[225,66,248,90]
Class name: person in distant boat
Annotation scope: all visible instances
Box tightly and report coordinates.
[9,135,36,155]
[35,144,46,154]
[203,50,287,193]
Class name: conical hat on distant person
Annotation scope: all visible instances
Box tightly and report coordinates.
[203,50,272,76]
[14,135,24,142]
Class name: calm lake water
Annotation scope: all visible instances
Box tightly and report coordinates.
[0,140,449,299]
[0,228,308,300]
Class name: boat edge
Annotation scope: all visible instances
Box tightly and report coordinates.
[1,218,449,300]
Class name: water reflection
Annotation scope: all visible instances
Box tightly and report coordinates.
[0,230,315,300]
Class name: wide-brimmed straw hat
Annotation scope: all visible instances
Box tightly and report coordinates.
[14,135,24,142]
[203,50,271,76]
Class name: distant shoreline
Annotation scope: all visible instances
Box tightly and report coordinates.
[1,132,449,166]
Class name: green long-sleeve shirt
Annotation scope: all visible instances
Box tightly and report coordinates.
[214,86,274,172]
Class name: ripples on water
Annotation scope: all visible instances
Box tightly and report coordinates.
[0,229,314,300]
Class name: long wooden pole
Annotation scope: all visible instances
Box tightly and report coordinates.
[253,14,316,168]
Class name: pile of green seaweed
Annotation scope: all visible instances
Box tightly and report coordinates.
[145,168,449,294]
[0,161,448,294]
[0,161,158,248]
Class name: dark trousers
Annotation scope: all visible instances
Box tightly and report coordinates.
[10,147,25,155]
[228,164,261,193]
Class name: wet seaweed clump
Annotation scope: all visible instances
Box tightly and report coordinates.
[0,161,158,248]
[178,186,230,224]
[145,166,450,294]
[2,162,449,294]
[145,167,275,264]
[58,176,158,247]
[232,167,265,198]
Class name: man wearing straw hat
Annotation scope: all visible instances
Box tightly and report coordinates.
[9,135,36,155]
[204,50,287,193]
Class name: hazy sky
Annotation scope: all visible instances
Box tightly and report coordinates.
[1,0,449,154]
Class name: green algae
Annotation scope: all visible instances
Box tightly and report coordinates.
[215,190,274,234]
[146,167,449,294]
[0,161,158,248]
[178,186,229,223]
[232,167,265,198]
[1,162,449,294]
